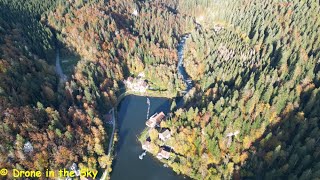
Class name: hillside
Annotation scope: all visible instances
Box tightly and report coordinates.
[151,0,320,179]
[0,0,112,178]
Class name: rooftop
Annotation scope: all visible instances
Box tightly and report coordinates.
[146,112,165,127]
[159,129,171,141]
[142,141,151,151]
[105,114,113,122]
[157,149,170,159]
[160,129,170,137]
[150,112,165,123]
[146,119,156,128]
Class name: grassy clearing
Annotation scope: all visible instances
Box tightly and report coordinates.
[60,48,80,75]
[138,127,149,143]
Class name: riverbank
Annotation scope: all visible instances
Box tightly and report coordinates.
[56,45,191,180]
[100,108,117,180]
[107,33,194,179]
[101,88,178,179]
[110,95,186,180]
[55,31,195,179]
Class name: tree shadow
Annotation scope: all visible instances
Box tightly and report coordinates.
[0,2,56,63]
[238,87,320,179]
[0,4,64,108]
[152,97,171,115]
[114,129,129,153]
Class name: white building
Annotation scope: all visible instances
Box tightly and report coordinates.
[146,112,165,128]
[142,141,151,152]
[156,149,170,160]
[23,141,33,153]
[132,9,138,16]
[159,129,171,141]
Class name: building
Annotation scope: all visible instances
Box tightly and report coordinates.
[142,80,148,88]
[127,76,134,82]
[69,163,80,177]
[23,142,33,153]
[146,112,165,128]
[123,77,133,85]
[137,72,145,78]
[142,141,151,152]
[124,76,148,93]
[104,114,113,124]
[132,9,138,16]
[156,149,170,160]
[159,129,171,141]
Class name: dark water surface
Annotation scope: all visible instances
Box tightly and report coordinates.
[111,95,186,180]
[177,35,193,92]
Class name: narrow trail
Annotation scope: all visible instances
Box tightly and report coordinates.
[107,108,116,155]
[55,49,67,82]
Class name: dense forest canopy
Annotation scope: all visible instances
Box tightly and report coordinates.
[161,0,320,179]
[0,0,319,179]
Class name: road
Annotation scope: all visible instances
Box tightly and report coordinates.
[55,49,67,82]
[107,108,116,155]
[100,108,116,180]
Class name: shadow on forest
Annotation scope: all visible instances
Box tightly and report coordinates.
[115,129,129,153]
[116,95,130,129]
[0,4,68,108]
[237,87,320,179]
[112,95,130,153]
[0,3,56,62]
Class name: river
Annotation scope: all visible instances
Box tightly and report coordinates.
[110,95,186,180]
[177,34,193,93]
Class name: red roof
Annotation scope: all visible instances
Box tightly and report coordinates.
[153,112,165,123]
[105,114,113,122]
[127,77,134,82]
[159,149,170,159]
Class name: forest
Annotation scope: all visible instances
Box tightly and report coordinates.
[160,0,320,179]
[0,0,319,179]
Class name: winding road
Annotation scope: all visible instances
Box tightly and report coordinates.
[55,49,112,179]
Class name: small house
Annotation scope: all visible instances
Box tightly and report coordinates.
[23,142,33,153]
[146,112,165,128]
[127,77,134,83]
[157,149,170,160]
[146,119,156,128]
[104,114,113,124]
[142,80,148,88]
[159,129,171,141]
[137,72,145,78]
[142,141,151,152]
[132,9,138,16]
[69,163,80,177]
